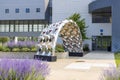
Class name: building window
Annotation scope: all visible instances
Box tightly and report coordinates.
[15,21,19,32]
[0,20,47,32]
[36,8,40,12]
[5,9,9,13]
[92,12,111,23]
[24,21,28,32]
[26,8,30,13]
[19,21,24,32]
[15,8,19,13]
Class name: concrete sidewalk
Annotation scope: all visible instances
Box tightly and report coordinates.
[46,51,116,80]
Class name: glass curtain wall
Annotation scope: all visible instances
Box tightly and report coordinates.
[0,20,47,32]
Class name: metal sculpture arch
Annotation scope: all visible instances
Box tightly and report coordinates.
[35,20,83,61]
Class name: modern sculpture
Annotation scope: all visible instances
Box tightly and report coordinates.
[34,20,83,61]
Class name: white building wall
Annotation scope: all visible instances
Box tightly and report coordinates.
[52,0,112,50]
[0,0,49,20]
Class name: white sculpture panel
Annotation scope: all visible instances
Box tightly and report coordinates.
[36,20,83,56]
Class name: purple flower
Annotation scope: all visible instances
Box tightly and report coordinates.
[26,41,36,48]
[0,59,49,80]
[100,65,120,80]
[7,41,37,48]
[7,41,16,48]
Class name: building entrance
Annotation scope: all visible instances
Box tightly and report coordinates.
[92,36,111,51]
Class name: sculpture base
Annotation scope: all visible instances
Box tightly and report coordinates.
[34,55,57,62]
[69,52,83,57]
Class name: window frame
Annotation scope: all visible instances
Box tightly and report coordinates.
[15,8,20,13]
[36,8,40,12]
[26,8,30,13]
[5,9,9,13]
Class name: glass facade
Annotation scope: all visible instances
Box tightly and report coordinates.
[92,36,111,51]
[92,12,111,23]
[0,20,47,32]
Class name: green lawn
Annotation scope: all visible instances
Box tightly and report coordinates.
[114,53,120,67]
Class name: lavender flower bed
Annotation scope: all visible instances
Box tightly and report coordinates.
[7,41,36,49]
[4,41,37,52]
[0,59,49,80]
[100,66,119,80]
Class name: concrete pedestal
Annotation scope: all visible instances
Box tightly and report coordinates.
[69,52,83,57]
[34,55,57,62]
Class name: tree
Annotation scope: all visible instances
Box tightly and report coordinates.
[0,37,9,46]
[68,13,88,40]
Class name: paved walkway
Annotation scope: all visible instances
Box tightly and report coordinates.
[46,51,116,80]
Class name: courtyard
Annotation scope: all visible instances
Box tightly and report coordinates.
[0,51,115,80]
[47,51,115,80]
[46,51,115,80]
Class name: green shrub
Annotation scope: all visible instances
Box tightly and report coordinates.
[83,44,89,51]
[0,46,3,51]
[115,51,120,54]
[55,44,64,52]
[18,37,26,41]
[12,48,20,52]
[21,47,30,52]
[31,47,37,52]
[56,47,64,52]
[114,52,120,67]
[0,37,9,45]
[2,47,10,52]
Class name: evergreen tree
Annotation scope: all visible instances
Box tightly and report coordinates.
[68,13,88,40]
